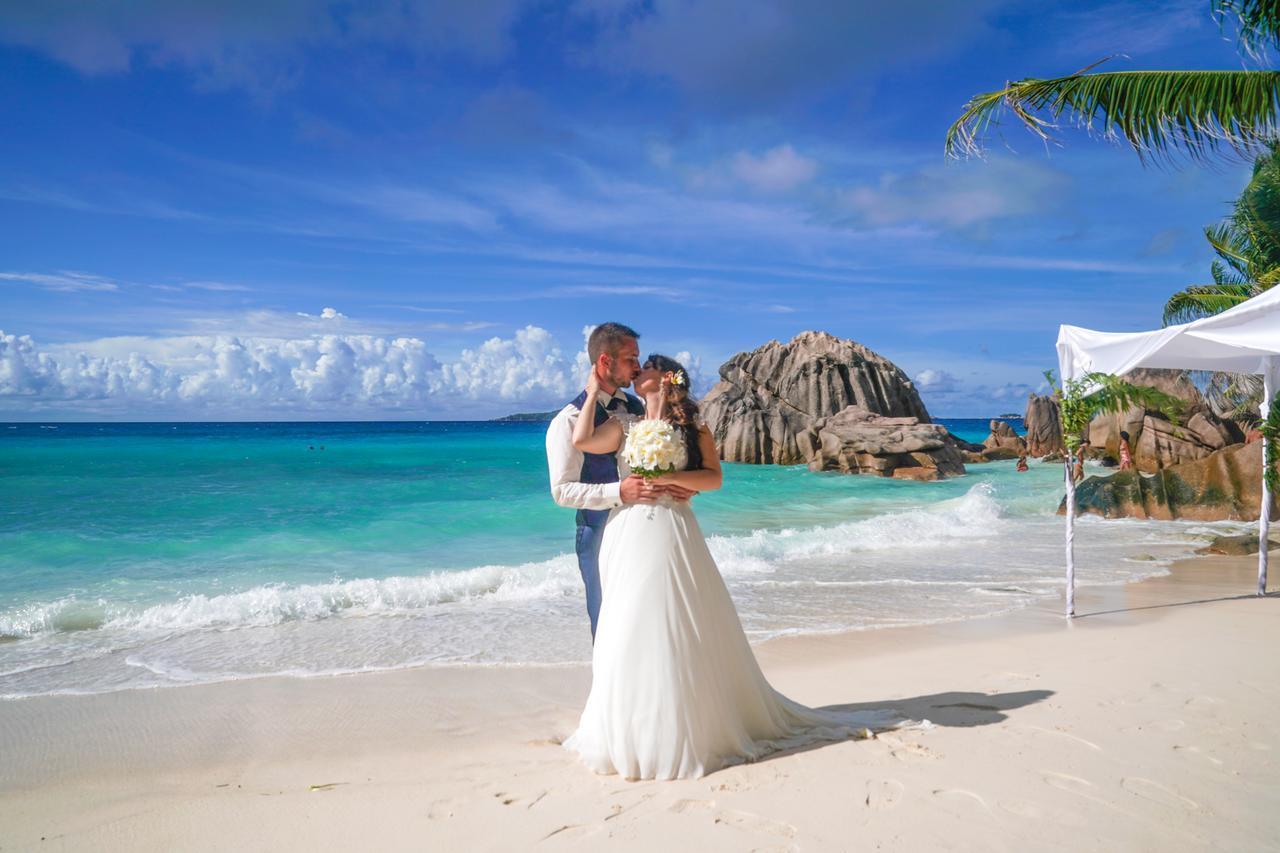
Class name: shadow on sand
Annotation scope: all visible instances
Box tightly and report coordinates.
[735,689,1056,771]
[824,688,1055,729]
[1075,590,1277,619]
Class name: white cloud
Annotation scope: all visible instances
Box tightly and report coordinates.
[730,145,817,193]
[835,160,1068,230]
[0,1,529,97]
[0,270,120,292]
[672,349,714,396]
[913,368,958,393]
[577,0,1001,108]
[440,325,580,401]
[0,324,604,417]
[183,280,253,292]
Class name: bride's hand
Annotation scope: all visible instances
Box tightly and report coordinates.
[657,482,697,501]
[585,369,603,399]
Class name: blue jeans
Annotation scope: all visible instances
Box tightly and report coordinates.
[575,510,609,640]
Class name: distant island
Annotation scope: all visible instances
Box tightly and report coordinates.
[493,410,559,422]
[997,413,1023,420]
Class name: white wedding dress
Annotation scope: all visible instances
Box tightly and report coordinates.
[564,417,907,780]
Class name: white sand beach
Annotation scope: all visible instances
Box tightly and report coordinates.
[2,551,1278,852]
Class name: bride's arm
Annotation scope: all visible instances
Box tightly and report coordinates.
[653,425,721,492]
[573,414,622,454]
[571,377,624,454]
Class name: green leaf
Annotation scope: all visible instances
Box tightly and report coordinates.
[1162,283,1259,325]
[1214,0,1280,61]
[1058,372,1186,451]
[945,68,1280,165]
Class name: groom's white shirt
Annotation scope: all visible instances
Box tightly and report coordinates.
[546,388,632,510]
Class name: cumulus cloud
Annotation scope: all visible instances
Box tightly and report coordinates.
[672,350,715,396]
[440,326,580,401]
[1,323,608,417]
[730,145,817,193]
[913,369,959,393]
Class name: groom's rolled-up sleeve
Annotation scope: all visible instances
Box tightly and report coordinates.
[546,406,623,511]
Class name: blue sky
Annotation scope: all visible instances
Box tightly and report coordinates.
[0,0,1261,419]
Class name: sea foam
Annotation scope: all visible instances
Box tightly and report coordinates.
[0,482,1225,698]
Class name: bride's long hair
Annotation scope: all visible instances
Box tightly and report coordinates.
[644,353,702,471]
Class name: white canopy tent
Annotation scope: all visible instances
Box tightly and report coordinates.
[1056,285,1280,616]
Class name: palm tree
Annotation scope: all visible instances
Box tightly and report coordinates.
[1164,144,1280,415]
[945,1,1280,164]
[1164,146,1280,325]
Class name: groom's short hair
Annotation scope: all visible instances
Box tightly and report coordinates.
[588,322,640,364]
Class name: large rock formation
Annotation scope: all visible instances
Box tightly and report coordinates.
[701,331,931,466]
[1023,393,1064,457]
[1085,368,1243,471]
[1062,440,1278,521]
[800,406,967,481]
[982,419,1026,460]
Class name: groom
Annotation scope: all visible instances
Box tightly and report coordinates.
[545,322,691,639]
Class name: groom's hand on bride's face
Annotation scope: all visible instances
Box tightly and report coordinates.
[620,475,657,505]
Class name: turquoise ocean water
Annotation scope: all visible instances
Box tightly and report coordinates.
[0,419,1245,698]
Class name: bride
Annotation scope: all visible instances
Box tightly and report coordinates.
[563,353,907,780]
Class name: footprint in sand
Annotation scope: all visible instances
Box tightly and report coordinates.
[998,798,1043,819]
[712,765,789,793]
[1172,744,1224,767]
[879,736,937,762]
[864,779,904,810]
[1121,777,1200,812]
[713,809,797,840]
[603,792,655,821]
[932,788,993,815]
[1041,771,1127,813]
[670,799,796,840]
[1022,725,1102,751]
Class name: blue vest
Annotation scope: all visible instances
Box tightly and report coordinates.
[573,389,645,527]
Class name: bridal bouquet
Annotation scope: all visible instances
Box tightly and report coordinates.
[622,419,684,479]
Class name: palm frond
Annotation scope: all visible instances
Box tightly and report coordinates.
[1210,259,1248,285]
[1200,370,1266,420]
[1204,222,1254,277]
[1214,0,1280,60]
[945,69,1280,164]
[1162,283,1258,325]
[1079,372,1186,422]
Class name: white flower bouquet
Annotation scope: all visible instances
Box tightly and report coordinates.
[622,418,686,479]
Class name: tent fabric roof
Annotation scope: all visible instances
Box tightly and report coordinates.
[1057,285,1280,382]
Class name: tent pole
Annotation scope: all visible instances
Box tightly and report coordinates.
[1260,365,1274,597]
[1065,451,1076,617]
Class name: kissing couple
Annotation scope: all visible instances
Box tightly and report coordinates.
[546,322,909,780]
